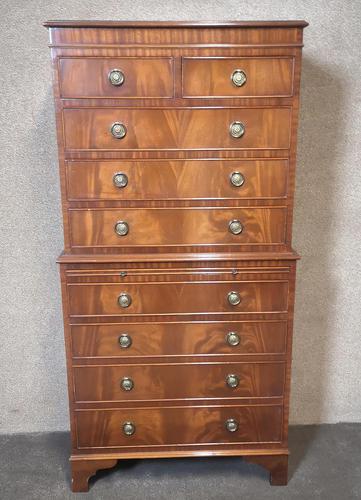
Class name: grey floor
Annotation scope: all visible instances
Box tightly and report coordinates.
[0,424,360,499]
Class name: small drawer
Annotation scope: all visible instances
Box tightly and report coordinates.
[69,207,287,249]
[63,108,291,151]
[71,320,287,358]
[67,280,288,317]
[76,405,283,448]
[73,362,285,402]
[58,57,174,98]
[66,159,288,201]
[182,57,294,97]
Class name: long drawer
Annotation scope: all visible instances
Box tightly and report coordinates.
[71,320,287,358]
[76,405,283,448]
[73,362,285,402]
[63,108,291,151]
[66,159,288,201]
[67,280,288,317]
[69,207,287,248]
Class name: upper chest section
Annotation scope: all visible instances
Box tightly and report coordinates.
[46,21,306,107]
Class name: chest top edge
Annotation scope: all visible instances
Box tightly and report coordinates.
[44,20,308,48]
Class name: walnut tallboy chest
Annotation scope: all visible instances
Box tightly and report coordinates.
[44,20,307,492]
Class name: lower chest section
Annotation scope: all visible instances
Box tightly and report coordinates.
[61,258,295,454]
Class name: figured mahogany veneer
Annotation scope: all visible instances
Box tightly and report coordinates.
[182,57,294,97]
[59,57,174,98]
[69,207,287,249]
[46,20,307,491]
[70,320,287,358]
[73,362,285,402]
[63,108,291,151]
[66,159,288,201]
[75,405,283,448]
[68,280,288,317]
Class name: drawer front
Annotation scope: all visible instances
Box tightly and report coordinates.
[63,108,291,151]
[66,159,288,201]
[71,320,287,358]
[182,57,294,97]
[69,208,287,248]
[59,57,174,98]
[76,405,283,448]
[68,281,288,316]
[73,362,285,401]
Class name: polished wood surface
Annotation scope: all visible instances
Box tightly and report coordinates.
[70,458,117,492]
[69,207,287,248]
[69,452,288,492]
[44,20,308,28]
[68,280,288,317]
[76,405,283,448]
[182,57,294,97]
[58,250,300,263]
[46,20,306,491]
[66,159,288,201]
[46,21,307,49]
[64,260,291,277]
[73,362,285,402]
[59,57,174,98]
[71,320,287,358]
[63,108,291,151]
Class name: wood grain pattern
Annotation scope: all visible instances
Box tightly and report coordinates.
[71,320,287,358]
[59,57,174,98]
[66,159,288,201]
[70,458,117,492]
[58,251,299,263]
[75,405,283,448]
[67,280,288,317]
[45,20,307,489]
[73,362,285,402]
[69,207,287,248]
[182,57,294,97]
[46,22,306,48]
[63,108,291,151]
[64,260,291,282]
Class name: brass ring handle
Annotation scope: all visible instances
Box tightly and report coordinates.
[122,421,135,436]
[227,291,241,306]
[120,376,134,391]
[113,172,128,188]
[226,331,240,346]
[109,69,125,86]
[231,69,247,87]
[229,121,245,139]
[118,292,132,308]
[225,418,239,432]
[119,334,132,349]
[115,221,129,236]
[226,374,240,389]
[228,220,243,235]
[111,122,127,139]
[230,171,245,187]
